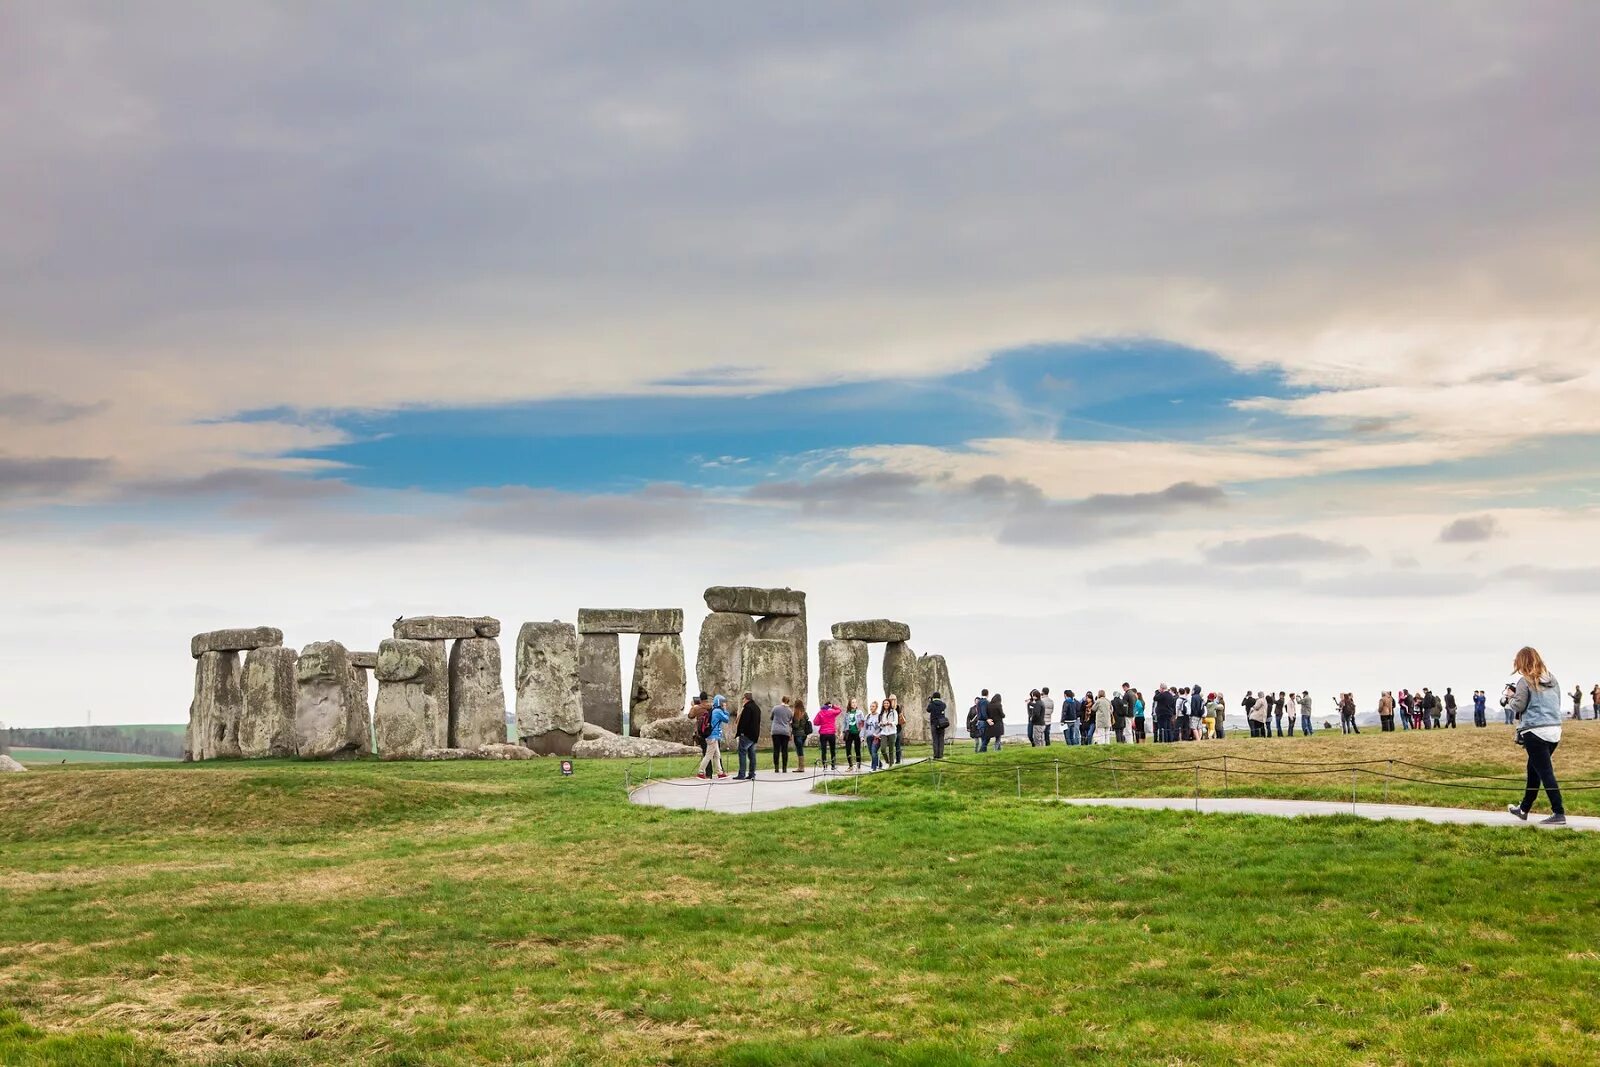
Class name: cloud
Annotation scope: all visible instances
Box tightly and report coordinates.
[1498,565,1600,596]
[0,454,111,498]
[128,468,356,503]
[0,392,108,424]
[1305,571,1485,599]
[998,482,1226,547]
[1204,533,1369,566]
[1438,514,1502,543]
[1085,558,1304,590]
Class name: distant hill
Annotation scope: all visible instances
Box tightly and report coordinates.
[9,747,179,764]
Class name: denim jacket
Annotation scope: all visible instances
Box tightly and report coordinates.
[1510,674,1562,731]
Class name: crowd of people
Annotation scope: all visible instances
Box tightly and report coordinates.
[689,689,948,778]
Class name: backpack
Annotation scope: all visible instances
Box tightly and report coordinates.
[966,703,981,734]
[696,707,712,739]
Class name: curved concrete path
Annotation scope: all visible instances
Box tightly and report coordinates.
[629,759,925,814]
[1059,796,1598,830]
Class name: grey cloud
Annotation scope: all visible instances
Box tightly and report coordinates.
[998,482,1226,547]
[746,471,1040,518]
[1305,571,1485,599]
[129,468,356,502]
[1086,558,1303,590]
[1079,482,1226,517]
[1498,565,1600,596]
[1438,515,1501,543]
[0,455,111,496]
[746,472,924,507]
[1204,533,1369,566]
[458,484,708,540]
[0,393,109,424]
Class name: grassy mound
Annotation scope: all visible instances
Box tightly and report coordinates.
[2,752,1597,1065]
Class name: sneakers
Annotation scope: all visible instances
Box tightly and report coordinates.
[695,773,708,780]
[716,773,729,779]
[1540,814,1569,827]
[1508,804,1528,821]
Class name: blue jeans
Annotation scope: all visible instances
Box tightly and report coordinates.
[1301,713,1312,735]
[1063,721,1079,745]
[737,736,758,778]
[893,733,903,763]
[1082,723,1096,745]
[1044,724,1052,746]
[867,736,882,770]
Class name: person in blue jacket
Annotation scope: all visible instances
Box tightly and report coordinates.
[694,695,731,780]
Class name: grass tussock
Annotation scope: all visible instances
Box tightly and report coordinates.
[1,743,1598,1065]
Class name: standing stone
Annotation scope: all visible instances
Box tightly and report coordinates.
[631,633,688,734]
[417,640,450,748]
[189,650,244,760]
[703,586,806,617]
[831,619,911,643]
[696,611,755,704]
[817,639,868,713]
[450,637,507,750]
[516,622,582,755]
[740,639,797,745]
[239,646,298,758]
[374,638,441,760]
[883,642,928,743]
[294,641,364,759]
[349,663,373,754]
[918,653,955,745]
[755,614,807,715]
[577,633,624,735]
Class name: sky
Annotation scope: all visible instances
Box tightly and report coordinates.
[3,1,1600,728]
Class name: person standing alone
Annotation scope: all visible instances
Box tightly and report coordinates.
[927,691,949,759]
[1506,646,1568,827]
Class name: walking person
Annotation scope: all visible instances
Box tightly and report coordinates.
[734,692,762,781]
[842,698,864,771]
[694,695,731,780]
[1506,646,1568,826]
[815,701,841,771]
[770,695,794,773]
[927,691,949,759]
[1061,690,1081,746]
[984,693,1006,751]
[863,700,883,771]
[1472,690,1487,729]
[688,692,712,760]
[1041,687,1056,746]
[792,699,812,772]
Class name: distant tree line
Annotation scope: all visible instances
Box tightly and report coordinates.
[1,725,184,759]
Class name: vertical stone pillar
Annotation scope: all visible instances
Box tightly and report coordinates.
[755,614,807,711]
[740,638,797,745]
[577,633,624,735]
[817,639,868,713]
[450,637,507,750]
[294,641,363,759]
[696,611,755,704]
[239,646,298,758]
[631,633,688,734]
[883,642,927,741]
[374,638,441,760]
[189,650,245,760]
[418,641,450,748]
[917,653,954,744]
[516,622,582,755]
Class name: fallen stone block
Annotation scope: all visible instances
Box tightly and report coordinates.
[640,715,699,748]
[572,734,699,759]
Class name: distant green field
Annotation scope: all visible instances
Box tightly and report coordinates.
[8,747,178,764]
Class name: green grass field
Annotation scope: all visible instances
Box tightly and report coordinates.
[7,748,179,765]
[2,726,1597,1065]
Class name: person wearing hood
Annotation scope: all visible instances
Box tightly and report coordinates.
[926,691,950,759]
[1506,646,1568,827]
[733,692,762,781]
[694,695,731,780]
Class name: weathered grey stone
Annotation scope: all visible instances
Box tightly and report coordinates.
[631,633,688,734]
[577,633,624,735]
[577,608,684,635]
[703,586,806,617]
[450,637,507,750]
[831,619,911,643]
[239,646,297,758]
[817,639,869,712]
[515,622,582,755]
[755,614,807,712]
[917,653,955,743]
[189,650,244,760]
[294,641,364,759]
[420,747,476,761]
[696,611,755,705]
[640,715,699,747]
[0,754,27,773]
[883,642,928,743]
[393,615,501,641]
[374,638,441,760]
[191,627,283,659]
[478,742,535,760]
[416,640,450,748]
[740,638,798,745]
[572,733,698,759]
[348,650,378,669]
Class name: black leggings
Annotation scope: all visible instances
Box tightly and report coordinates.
[1521,734,1564,816]
[818,735,837,766]
[772,735,790,772]
[844,732,863,766]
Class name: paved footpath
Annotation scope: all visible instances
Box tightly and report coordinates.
[1058,796,1600,831]
[629,759,924,814]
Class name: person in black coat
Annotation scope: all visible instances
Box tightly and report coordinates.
[927,692,950,759]
[733,693,762,781]
[983,693,1006,752]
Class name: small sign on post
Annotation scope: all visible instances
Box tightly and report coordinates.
[559,760,574,777]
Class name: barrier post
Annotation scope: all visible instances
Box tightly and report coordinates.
[1111,764,1119,792]
[750,769,757,813]
[1016,767,1022,798]
[1385,760,1392,804]
[647,755,653,783]
[1350,769,1357,812]
[1054,760,1060,799]
[1194,766,1200,812]
[1222,755,1229,792]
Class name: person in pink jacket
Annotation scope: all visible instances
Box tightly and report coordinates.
[812,701,842,771]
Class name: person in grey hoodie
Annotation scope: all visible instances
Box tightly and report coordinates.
[1506,646,1568,826]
